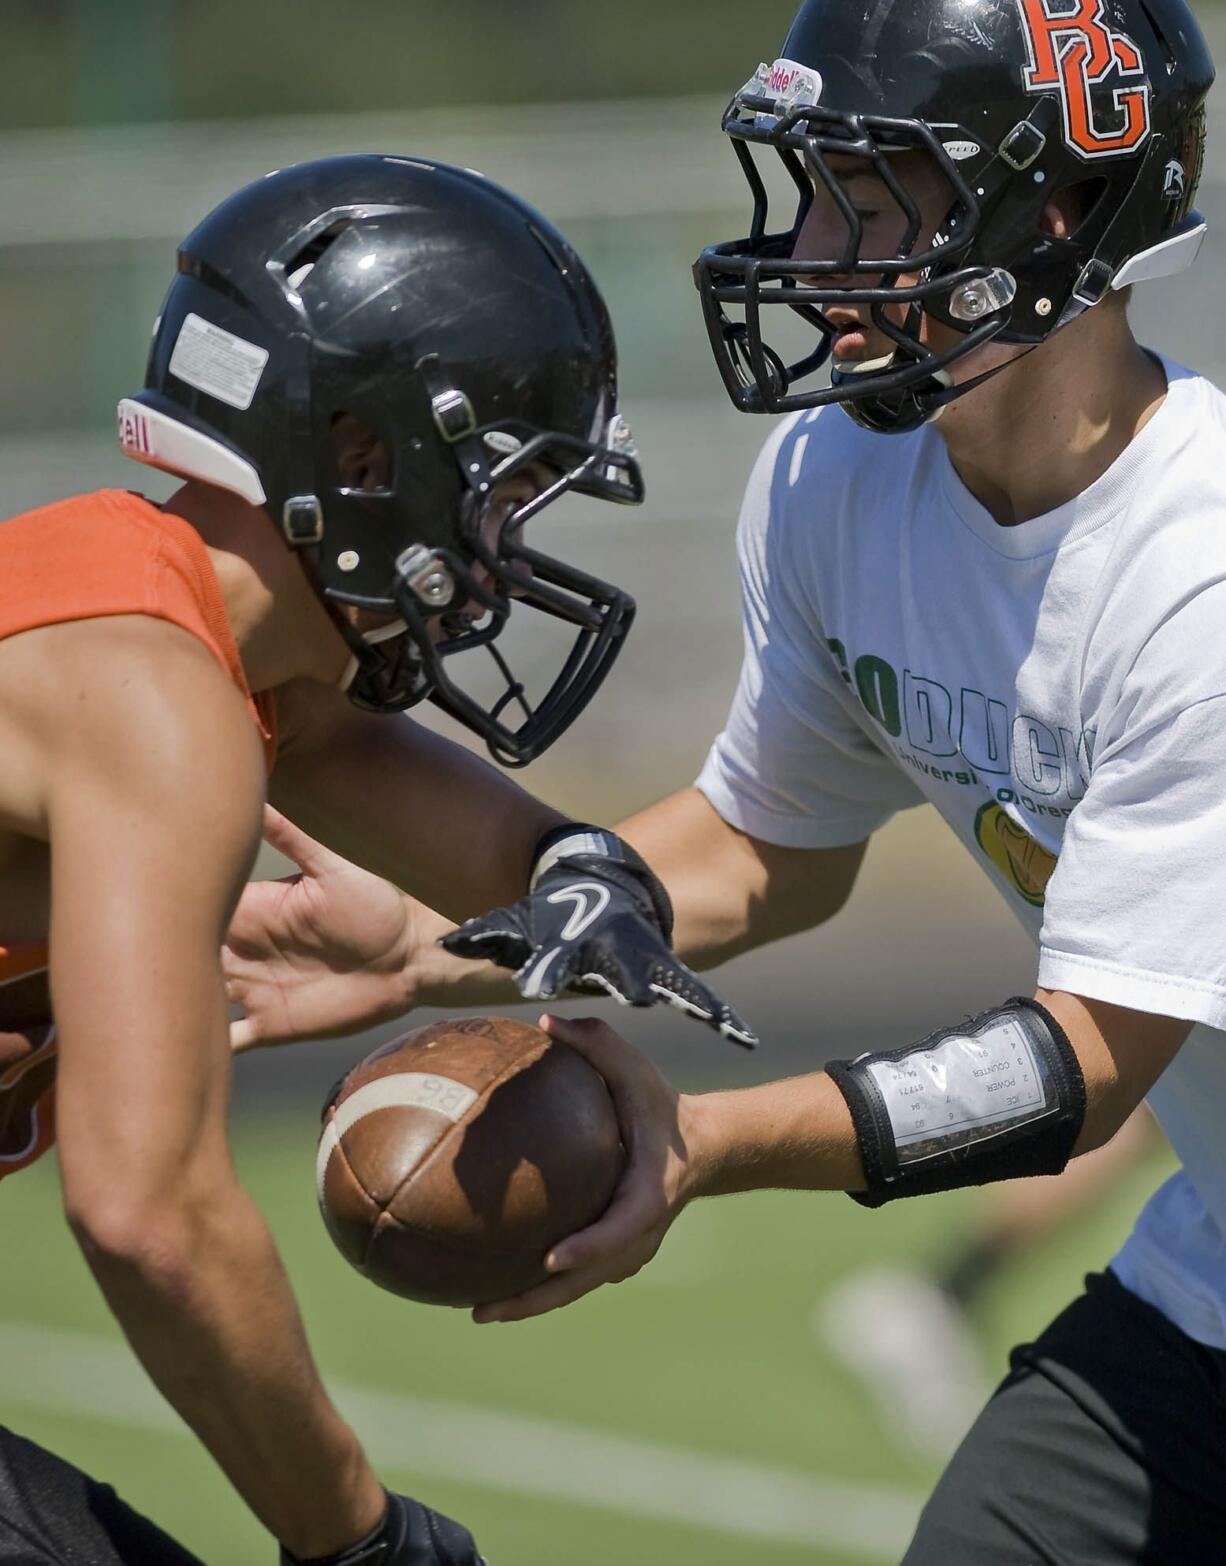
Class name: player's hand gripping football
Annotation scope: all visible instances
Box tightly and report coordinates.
[474,1014,696,1324]
[442,826,758,1048]
[279,1490,486,1565]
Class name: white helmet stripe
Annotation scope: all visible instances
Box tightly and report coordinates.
[116,398,267,506]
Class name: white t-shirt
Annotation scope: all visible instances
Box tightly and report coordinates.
[696,355,1226,1349]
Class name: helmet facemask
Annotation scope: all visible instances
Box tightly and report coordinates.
[696,73,1023,431]
[320,391,642,767]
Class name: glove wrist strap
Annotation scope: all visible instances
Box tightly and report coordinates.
[529,824,628,889]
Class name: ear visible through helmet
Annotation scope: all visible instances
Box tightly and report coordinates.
[118,155,643,766]
[695,0,1214,433]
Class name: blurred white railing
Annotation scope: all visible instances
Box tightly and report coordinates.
[1,81,1225,252]
[0,95,743,249]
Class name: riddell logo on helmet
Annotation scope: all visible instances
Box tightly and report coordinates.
[117,405,153,456]
[765,57,822,109]
[768,61,803,95]
[1016,0,1151,160]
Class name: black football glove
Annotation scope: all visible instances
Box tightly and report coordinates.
[280,1491,486,1566]
[442,825,758,1049]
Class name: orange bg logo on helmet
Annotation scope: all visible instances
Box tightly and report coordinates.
[1017,0,1151,160]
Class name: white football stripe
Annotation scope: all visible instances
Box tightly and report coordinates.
[315,1073,479,1201]
[314,1122,342,1204]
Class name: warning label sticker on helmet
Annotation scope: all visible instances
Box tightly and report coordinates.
[168,313,269,411]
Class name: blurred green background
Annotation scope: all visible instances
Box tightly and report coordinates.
[0,0,802,128]
[0,2,1208,1561]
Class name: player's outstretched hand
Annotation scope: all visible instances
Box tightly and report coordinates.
[473,1014,697,1324]
[442,831,758,1049]
[280,1490,487,1565]
[224,808,417,1051]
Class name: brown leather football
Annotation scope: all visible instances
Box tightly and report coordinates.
[315,1016,624,1307]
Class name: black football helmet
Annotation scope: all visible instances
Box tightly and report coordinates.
[695,0,1214,433]
[119,155,642,765]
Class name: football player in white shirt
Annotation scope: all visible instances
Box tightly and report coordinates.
[225,0,1226,1557]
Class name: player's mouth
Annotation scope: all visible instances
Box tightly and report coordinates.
[828,315,877,361]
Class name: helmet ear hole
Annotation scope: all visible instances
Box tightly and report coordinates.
[1041,179,1109,241]
[331,412,391,493]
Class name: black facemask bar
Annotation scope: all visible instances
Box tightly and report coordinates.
[330,412,643,767]
[695,86,1019,418]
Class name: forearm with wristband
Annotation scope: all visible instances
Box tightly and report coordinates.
[826,997,1086,1206]
[442,823,758,1047]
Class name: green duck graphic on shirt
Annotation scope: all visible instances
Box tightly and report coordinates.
[974,802,1059,906]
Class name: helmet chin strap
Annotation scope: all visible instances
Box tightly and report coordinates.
[921,345,1038,417]
[281,510,418,703]
[335,616,410,692]
[836,340,1038,433]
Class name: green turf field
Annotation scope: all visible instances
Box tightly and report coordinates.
[0,1114,1175,1566]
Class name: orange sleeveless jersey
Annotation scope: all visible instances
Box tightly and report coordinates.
[0,489,279,1180]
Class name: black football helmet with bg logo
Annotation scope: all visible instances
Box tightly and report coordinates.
[696,0,1214,432]
[119,156,642,765]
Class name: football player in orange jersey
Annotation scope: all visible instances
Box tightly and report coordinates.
[0,154,750,1566]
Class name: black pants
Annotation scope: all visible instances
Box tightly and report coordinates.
[903,1270,1226,1565]
[0,1426,204,1564]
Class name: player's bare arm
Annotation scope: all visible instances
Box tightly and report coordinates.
[224,702,762,1047]
[616,786,866,965]
[223,783,864,1048]
[270,675,565,920]
[474,992,1190,1323]
[21,614,387,1557]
